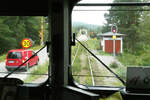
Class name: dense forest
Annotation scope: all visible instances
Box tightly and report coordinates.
[102,0,150,66]
[0,16,45,55]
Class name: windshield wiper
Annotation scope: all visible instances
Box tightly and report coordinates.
[4,44,48,78]
[76,38,126,86]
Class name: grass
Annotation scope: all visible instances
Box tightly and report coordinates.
[24,61,49,83]
[99,51,112,56]
[0,53,7,62]
[72,39,124,99]
[91,57,123,100]
[117,52,143,66]
[86,39,100,50]
[101,92,123,100]
[30,45,42,51]
[85,53,92,86]
[72,41,93,85]
[72,43,82,83]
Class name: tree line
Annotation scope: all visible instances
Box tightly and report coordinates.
[0,16,44,55]
[72,22,102,38]
[102,0,150,55]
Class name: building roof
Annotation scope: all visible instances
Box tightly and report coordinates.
[99,32,124,36]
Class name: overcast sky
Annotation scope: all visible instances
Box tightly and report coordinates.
[72,0,113,25]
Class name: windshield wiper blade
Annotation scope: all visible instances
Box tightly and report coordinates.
[76,38,126,86]
[4,45,47,78]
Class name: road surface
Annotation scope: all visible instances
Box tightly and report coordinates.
[0,47,49,81]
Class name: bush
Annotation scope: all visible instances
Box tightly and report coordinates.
[115,67,126,81]
[110,62,119,69]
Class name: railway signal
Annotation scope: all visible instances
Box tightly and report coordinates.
[111,25,118,56]
[111,25,117,33]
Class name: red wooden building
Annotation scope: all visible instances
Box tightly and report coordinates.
[99,32,124,54]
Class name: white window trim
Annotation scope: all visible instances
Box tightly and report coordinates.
[102,37,123,53]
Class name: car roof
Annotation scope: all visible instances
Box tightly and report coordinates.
[8,49,33,52]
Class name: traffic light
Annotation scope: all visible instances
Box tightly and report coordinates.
[112,29,116,33]
[112,25,117,33]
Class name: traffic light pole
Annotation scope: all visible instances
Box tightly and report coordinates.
[111,24,117,57]
[113,37,116,56]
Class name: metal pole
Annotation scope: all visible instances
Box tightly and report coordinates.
[27,49,29,70]
[113,37,116,56]
[111,24,117,57]
[40,17,44,45]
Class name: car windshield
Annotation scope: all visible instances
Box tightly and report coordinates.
[7,52,22,59]
[0,16,49,84]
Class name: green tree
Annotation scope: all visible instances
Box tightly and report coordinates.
[102,0,142,53]
[0,16,42,54]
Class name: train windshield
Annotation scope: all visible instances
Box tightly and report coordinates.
[72,0,150,87]
[0,16,49,84]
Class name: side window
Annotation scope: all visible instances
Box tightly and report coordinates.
[0,16,49,84]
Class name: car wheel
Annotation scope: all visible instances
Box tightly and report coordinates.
[6,68,11,72]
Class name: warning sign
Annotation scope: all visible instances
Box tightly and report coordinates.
[21,38,31,49]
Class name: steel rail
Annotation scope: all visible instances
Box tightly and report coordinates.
[85,43,95,86]
[72,74,116,78]
[71,44,80,65]
[76,38,126,86]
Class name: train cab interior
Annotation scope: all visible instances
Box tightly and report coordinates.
[0,0,150,100]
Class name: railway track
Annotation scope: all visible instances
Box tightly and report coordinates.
[72,40,122,86]
[72,42,96,86]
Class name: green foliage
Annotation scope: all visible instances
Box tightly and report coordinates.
[72,22,102,36]
[0,53,7,62]
[115,66,127,81]
[99,51,112,56]
[86,39,100,50]
[72,41,93,84]
[101,92,123,100]
[138,47,150,66]
[117,53,142,66]
[30,45,42,51]
[110,62,119,69]
[0,16,46,55]
[102,0,142,53]
[85,76,92,85]
[24,61,49,83]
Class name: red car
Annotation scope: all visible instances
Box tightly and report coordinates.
[5,49,39,71]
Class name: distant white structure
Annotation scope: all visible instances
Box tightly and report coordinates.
[77,35,88,41]
[79,29,88,35]
[77,29,88,41]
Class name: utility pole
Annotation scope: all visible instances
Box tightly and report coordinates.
[40,17,44,45]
